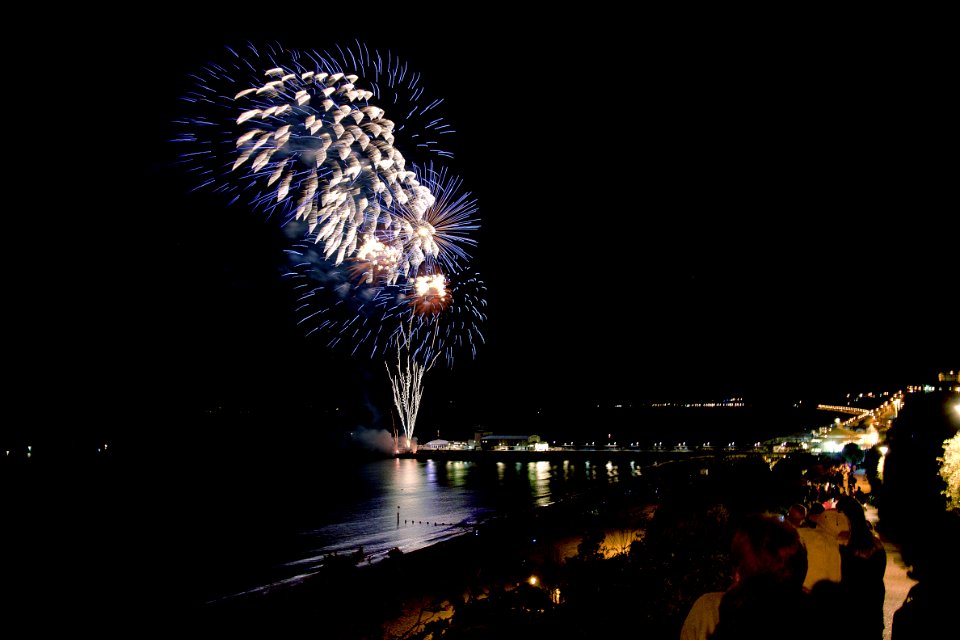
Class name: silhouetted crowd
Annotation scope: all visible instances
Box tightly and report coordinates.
[680,488,887,640]
[680,448,959,640]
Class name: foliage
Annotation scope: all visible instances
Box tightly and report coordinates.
[939,432,960,511]
[602,528,642,557]
[880,391,958,542]
[625,503,733,627]
[841,442,864,466]
[574,528,606,563]
[771,454,816,508]
[862,445,883,495]
[398,583,565,638]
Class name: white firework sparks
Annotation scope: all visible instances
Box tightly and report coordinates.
[231,64,435,267]
[386,322,440,449]
[178,44,474,286]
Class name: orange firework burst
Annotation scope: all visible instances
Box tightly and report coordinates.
[409,274,451,316]
[348,238,403,284]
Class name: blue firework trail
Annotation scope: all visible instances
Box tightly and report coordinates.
[323,41,456,161]
[284,234,486,368]
[401,162,480,274]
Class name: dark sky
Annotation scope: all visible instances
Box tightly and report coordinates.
[10,10,956,440]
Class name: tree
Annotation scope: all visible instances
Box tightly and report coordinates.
[841,442,864,467]
[862,445,883,495]
[940,432,960,511]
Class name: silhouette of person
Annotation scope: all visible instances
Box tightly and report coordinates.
[836,496,886,639]
[680,513,808,640]
[891,511,960,639]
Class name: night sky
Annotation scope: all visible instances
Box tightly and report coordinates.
[10,10,956,443]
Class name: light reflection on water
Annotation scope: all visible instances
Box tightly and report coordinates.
[528,460,552,507]
[446,460,469,487]
[296,457,647,561]
[221,455,652,603]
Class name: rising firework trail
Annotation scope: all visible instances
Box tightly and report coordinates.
[283,256,484,447]
[384,270,487,448]
[386,320,440,453]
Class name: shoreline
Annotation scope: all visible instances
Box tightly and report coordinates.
[194,462,668,636]
[195,510,551,636]
[205,451,708,610]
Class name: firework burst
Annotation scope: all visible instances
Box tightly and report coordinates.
[410,274,450,316]
[285,235,486,366]
[386,319,439,452]
[178,42,484,448]
[345,162,479,285]
[408,271,487,367]
[175,42,457,274]
[323,42,456,161]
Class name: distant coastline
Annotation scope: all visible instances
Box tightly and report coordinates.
[408,447,755,462]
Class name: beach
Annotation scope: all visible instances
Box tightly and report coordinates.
[195,478,652,638]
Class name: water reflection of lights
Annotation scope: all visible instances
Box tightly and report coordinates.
[606,461,619,481]
[396,458,425,490]
[446,460,470,488]
[583,459,598,479]
[529,461,552,507]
